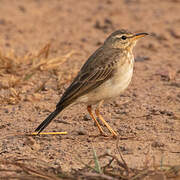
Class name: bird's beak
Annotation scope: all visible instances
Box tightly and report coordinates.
[131,32,148,40]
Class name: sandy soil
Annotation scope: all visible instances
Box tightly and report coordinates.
[0,0,180,177]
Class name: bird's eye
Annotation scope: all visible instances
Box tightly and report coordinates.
[121,35,127,40]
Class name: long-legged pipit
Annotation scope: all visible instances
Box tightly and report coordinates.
[35,29,148,137]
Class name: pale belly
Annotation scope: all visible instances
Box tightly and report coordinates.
[77,60,134,105]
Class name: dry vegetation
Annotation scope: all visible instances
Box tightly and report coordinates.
[0,139,179,180]
[0,44,75,105]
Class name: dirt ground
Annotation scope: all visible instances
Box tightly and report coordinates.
[0,0,180,178]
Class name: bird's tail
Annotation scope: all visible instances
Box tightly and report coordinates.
[35,107,63,134]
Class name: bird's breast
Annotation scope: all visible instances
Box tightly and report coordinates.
[77,54,134,105]
[108,54,134,96]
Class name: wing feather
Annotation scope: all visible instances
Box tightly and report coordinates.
[56,47,123,108]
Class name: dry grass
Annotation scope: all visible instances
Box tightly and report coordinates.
[0,146,179,180]
[0,139,179,179]
[0,44,75,105]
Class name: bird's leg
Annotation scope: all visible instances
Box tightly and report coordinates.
[87,105,107,136]
[95,101,118,137]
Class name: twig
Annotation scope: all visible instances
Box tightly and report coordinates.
[82,172,116,180]
[116,137,130,175]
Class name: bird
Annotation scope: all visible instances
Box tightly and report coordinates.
[34,29,148,137]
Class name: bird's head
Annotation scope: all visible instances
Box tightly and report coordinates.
[104,29,148,51]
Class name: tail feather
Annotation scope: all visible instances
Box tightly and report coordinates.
[35,108,62,134]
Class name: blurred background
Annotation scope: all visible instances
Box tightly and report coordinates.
[0,0,179,179]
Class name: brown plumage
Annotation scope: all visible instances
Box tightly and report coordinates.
[35,29,148,137]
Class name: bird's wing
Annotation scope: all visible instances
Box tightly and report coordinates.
[56,47,123,108]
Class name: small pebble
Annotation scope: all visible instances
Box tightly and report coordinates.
[151,141,164,148]
[83,114,91,121]
[119,146,133,154]
[77,127,86,135]
[4,109,9,113]
[136,125,144,130]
